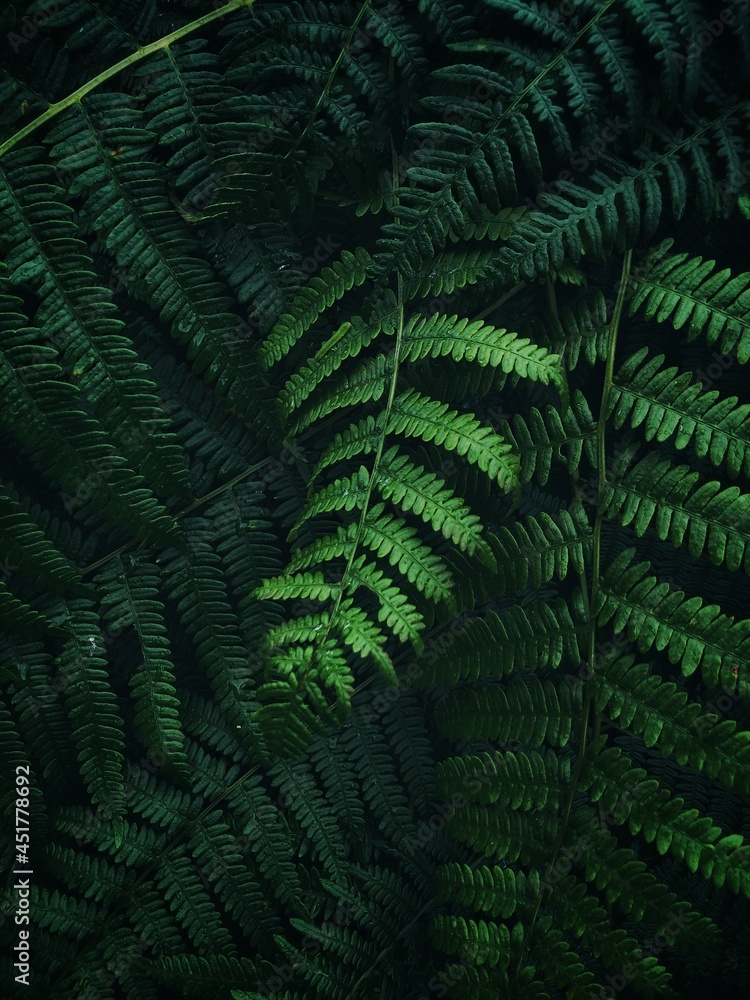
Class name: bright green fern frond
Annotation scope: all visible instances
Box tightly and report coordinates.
[400,312,563,387]
[348,555,426,648]
[629,238,750,361]
[610,346,750,478]
[388,388,521,490]
[602,450,750,572]
[567,807,716,946]
[278,314,385,420]
[597,548,750,695]
[332,598,396,685]
[359,502,455,605]
[377,446,495,566]
[289,351,394,436]
[580,738,750,893]
[260,247,373,370]
[593,652,750,793]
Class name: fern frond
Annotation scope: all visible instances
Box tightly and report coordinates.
[593,652,750,793]
[629,238,750,361]
[436,748,570,812]
[567,807,717,945]
[435,862,541,920]
[55,600,126,820]
[147,954,258,999]
[388,388,521,490]
[268,756,349,881]
[603,451,750,572]
[338,705,419,847]
[260,247,373,369]
[46,99,261,415]
[348,555,426,648]
[435,674,582,746]
[401,312,563,387]
[415,599,585,687]
[597,549,750,695]
[0,485,88,595]
[156,848,236,952]
[580,738,750,894]
[0,152,191,499]
[544,873,676,997]
[610,347,750,478]
[498,390,596,486]
[493,505,592,594]
[0,299,179,545]
[97,557,188,775]
[0,579,62,637]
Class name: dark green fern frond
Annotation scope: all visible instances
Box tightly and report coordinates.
[2,2,750,997]
[0,485,88,596]
[492,505,592,593]
[96,556,189,776]
[55,600,127,821]
[0,284,179,545]
[435,673,582,746]
[498,389,596,486]
[0,148,191,500]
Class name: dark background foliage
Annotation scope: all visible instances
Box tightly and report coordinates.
[2,1,750,998]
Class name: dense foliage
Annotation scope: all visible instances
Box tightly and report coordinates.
[2,0,750,997]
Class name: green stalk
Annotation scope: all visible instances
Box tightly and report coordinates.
[307,135,406,668]
[0,0,258,160]
[508,247,632,995]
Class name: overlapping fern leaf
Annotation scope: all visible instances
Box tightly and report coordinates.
[251,239,563,753]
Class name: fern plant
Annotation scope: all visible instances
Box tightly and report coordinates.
[2,1,750,998]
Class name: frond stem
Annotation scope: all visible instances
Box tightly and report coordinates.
[0,0,258,160]
[286,0,373,156]
[311,135,406,662]
[509,247,632,996]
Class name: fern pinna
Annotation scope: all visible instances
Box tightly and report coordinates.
[1,0,750,998]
